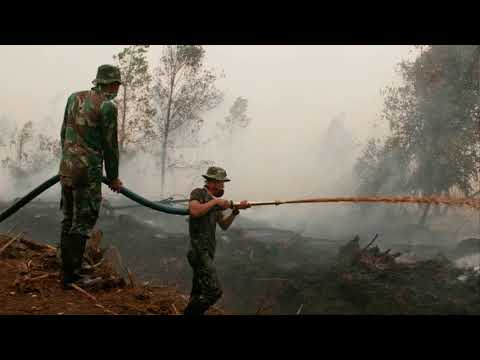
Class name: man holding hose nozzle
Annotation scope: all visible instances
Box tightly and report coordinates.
[58,65,123,288]
[184,166,250,315]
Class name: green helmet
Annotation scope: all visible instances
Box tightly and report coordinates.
[202,166,231,182]
[92,64,122,85]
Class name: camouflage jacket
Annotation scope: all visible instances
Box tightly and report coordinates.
[59,87,119,184]
[188,187,223,259]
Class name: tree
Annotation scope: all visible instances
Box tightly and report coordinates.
[219,97,251,139]
[359,45,480,225]
[217,96,251,165]
[354,136,411,217]
[152,45,224,195]
[1,121,60,180]
[113,45,156,155]
[387,46,479,193]
[15,121,33,166]
[319,113,359,183]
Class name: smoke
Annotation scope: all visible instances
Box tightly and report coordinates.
[0,163,61,203]
[455,254,480,271]
[1,45,437,244]
[129,110,364,239]
[0,91,66,203]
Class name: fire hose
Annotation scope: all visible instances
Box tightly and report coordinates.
[0,175,189,223]
[2,175,480,225]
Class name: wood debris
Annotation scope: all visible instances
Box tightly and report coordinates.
[0,232,24,255]
[296,303,304,315]
[70,283,97,302]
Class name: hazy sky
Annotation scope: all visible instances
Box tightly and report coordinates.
[0,45,413,141]
[2,46,472,239]
[0,45,417,202]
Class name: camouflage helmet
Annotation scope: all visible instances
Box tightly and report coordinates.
[202,166,231,182]
[92,64,122,85]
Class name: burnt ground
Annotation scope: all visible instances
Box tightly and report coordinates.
[0,233,223,315]
[2,200,480,314]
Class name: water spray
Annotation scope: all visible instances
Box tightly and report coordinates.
[233,196,480,209]
[3,175,480,225]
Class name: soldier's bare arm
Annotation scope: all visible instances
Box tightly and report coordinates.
[218,200,250,230]
[189,199,226,218]
[236,200,251,210]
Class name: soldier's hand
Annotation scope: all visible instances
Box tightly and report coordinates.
[236,200,251,210]
[109,178,123,193]
[215,199,231,210]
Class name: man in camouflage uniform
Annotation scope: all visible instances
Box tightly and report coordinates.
[58,64,123,287]
[184,166,250,315]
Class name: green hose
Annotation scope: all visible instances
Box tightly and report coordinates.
[117,180,189,216]
[0,174,189,223]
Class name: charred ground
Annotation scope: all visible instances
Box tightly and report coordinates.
[2,200,480,315]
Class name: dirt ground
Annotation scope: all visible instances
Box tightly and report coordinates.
[0,233,222,315]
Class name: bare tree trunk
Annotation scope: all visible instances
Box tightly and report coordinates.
[160,132,169,196]
[160,72,175,196]
[17,135,24,166]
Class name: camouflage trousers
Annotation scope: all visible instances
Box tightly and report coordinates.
[184,249,223,315]
[60,176,102,238]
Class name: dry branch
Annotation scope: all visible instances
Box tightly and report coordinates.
[171,303,179,315]
[296,304,304,315]
[6,224,18,236]
[19,237,54,251]
[362,233,379,252]
[70,283,97,302]
[27,272,59,282]
[95,303,118,315]
[0,232,24,255]
[127,267,136,289]
[254,278,289,281]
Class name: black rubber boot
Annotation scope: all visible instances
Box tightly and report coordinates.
[183,302,203,316]
[61,233,74,287]
[70,233,88,273]
[61,233,87,288]
[183,297,210,316]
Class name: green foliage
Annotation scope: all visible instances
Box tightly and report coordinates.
[354,137,410,196]
[113,45,155,154]
[226,97,250,129]
[176,45,204,68]
[153,45,223,144]
[218,96,251,137]
[355,45,480,198]
[0,121,60,176]
[151,45,224,194]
